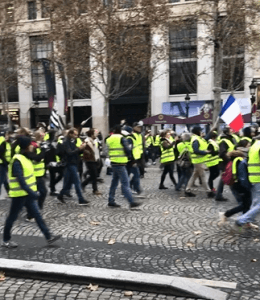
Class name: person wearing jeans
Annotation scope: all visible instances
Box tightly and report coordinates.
[185,126,213,197]
[234,139,260,232]
[57,128,88,205]
[106,125,141,208]
[2,136,61,248]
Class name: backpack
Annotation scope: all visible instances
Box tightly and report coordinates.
[177,150,191,168]
[221,161,234,186]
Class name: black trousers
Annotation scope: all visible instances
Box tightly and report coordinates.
[208,165,220,190]
[82,162,98,192]
[49,166,64,193]
[160,162,176,186]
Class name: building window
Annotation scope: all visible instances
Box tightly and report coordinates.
[28,1,37,20]
[118,0,135,9]
[169,22,197,95]
[41,0,49,18]
[0,39,19,102]
[5,3,14,22]
[30,36,54,101]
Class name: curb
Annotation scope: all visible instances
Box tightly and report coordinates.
[0,259,228,300]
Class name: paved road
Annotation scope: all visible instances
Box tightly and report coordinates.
[0,165,260,299]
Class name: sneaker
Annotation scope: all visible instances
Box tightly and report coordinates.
[152,162,156,165]
[185,191,196,197]
[1,241,18,248]
[108,202,121,208]
[215,196,228,202]
[97,178,104,183]
[207,191,215,198]
[93,191,102,196]
[50,192,59,196]
[245,222,259,230]
[57,194,66,204]
[47,235,62,245]
[159,185,168,190]
[78,200,89,206]
[64,192,73,198]
[231,222,245,234]
[25,217,34,223]
[130,202,142,208]
[218,212,228,226]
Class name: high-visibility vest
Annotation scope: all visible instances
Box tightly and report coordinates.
[33,148,45,177]
[106,134,128,164]
[240,136,252,144]
[44,133,50,141]
[169,136,175,142]
[5,142,11,163]
[76,137,83,157]
[153,135,160,146]
[14,145,21,155]
[205,139,220,167]
[128,133,143,160]
[160,140,175,164]
[232,134,240,145]
[8,154,37,198]
[177,142,192,158]
[190,135,208,164]
[232,157,243,182]
[248,141,260,183]
[145,136,153,147]
[219,138,235,152]
[0,136,5,164]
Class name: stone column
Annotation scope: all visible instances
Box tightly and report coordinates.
[16,33,32,128]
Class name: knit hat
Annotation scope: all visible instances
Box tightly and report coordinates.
[18,136,32,150]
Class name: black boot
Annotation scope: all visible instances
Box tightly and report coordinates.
[159,184,168,189]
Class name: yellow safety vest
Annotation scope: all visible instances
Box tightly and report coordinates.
[160,139,175,164]
[106,134,128,164]
[145,136,153,147]
[232,157,243,183]
[240,136,252,144]
[190,135,208,164]
[177,142,192,158]
[153,135,160,146]
[33,148,45,177]
[0,136,5,164]
[128,133,143,160]
[248,141,260,183]
[205,139,220,167]
[5,142,11,163]
[219,138,235,152]
[14,145,21,155]
[232,134,240,145]
[8,154,37,198]
[44,133,50,141]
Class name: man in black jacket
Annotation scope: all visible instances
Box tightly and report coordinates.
[57,128,88,205]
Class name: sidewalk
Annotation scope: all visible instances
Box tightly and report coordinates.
[0,165,260,299]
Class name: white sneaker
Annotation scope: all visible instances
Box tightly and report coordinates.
[218,212,228,226]
[245,222,259,230]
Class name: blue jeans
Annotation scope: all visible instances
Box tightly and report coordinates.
[176,167,192,190]
[60,164,85,202]
[237,183,260,225]
[109,165,134,204]
[3,195,51,242]
[127,165,141,193]
[0,164,9,195]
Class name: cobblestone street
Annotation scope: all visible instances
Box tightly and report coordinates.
[0,166,260,299]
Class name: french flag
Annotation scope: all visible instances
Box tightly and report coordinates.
[219,95,244,132]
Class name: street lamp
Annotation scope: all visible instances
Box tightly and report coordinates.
[34,97,39,127]
[249,79,257,105]
[185,93,190,130]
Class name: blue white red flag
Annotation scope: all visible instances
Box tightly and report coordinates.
[219,94,244,131]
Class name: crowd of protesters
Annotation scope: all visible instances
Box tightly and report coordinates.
[0,120,260,248]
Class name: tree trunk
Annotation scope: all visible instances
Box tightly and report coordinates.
[70,89,74,128]
[146,67,152,118]
[213,42,223,128]
[0,82,6,114]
